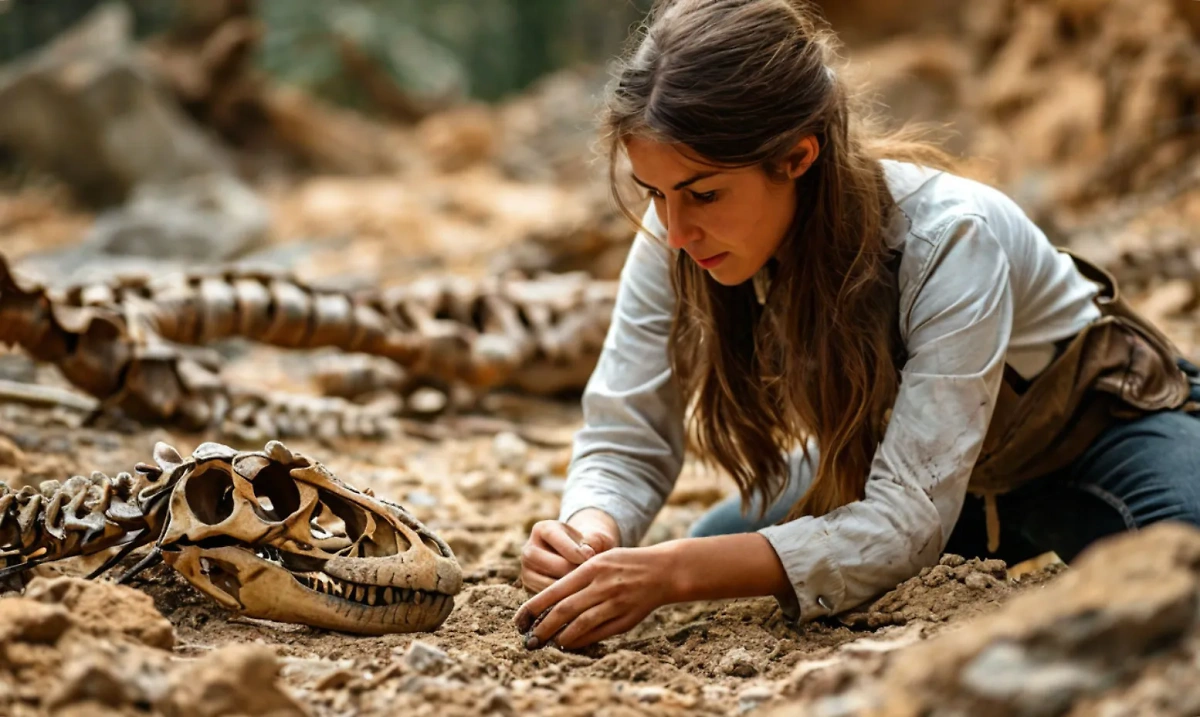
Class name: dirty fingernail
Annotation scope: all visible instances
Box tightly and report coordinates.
[525,635,541,650]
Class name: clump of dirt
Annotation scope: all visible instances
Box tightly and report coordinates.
[0,576,305,717]
[770,522,1200,716]
[838,554,1064,629]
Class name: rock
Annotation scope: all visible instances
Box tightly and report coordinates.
[0,3,231,207]
[738,684,777,712]
[0,599,72,644]
[0,2,269,286]
[80,173,269,261]
[633,686,667,703]
[767,523,1200,716]
[404,490,439,508]
[492,432,529,470]
[25,576,176,650]
[0,434,25,467]
[400,641,452,676]
[483,687,514,714]
[162,643,305,717]
[720,648,761,678]
[458,470,522,501]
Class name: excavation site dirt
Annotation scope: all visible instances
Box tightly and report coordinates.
[0,1,1199,715]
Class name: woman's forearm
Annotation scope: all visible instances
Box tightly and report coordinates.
[659,533,792,604]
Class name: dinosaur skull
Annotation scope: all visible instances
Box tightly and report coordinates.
[148,440,462,634]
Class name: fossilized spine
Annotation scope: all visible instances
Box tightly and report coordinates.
[0,464,168,578]
[0,257,401,438]
[68,268,618,393]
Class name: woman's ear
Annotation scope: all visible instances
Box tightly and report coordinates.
[784,135,820,179]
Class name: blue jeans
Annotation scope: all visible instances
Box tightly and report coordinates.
[690,365,1200,565]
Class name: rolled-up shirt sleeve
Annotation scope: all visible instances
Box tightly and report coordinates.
[557,208,686,548]
[759,214,1014,620]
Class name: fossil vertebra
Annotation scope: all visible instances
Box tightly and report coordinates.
[0,254,615,435]
[0,440,462,634]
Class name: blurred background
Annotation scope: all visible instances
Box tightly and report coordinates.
[0,0,1197,397]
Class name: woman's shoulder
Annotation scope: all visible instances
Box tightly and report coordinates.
[880,159,1033,248]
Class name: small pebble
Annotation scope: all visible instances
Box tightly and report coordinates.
[720,647,761,678]
[493,432,530,470]
[634,686,667,703]
[737,685,776,712]
[400,641,452,675]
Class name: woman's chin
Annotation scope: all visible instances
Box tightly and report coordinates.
[705,259,759,287]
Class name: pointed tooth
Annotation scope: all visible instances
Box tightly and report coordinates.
[366,586,378,606]
[382,587,394,605]
[415,590,424,605]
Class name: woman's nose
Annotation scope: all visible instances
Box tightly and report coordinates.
[664,205,699,249]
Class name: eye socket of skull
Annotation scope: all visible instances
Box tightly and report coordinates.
[248,460,302,521]
[317,490,415,557]
[184,465,236,525]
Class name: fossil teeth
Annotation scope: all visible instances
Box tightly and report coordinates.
[366,586,378,605]
[381,587,394,605]
[415,590,424,605]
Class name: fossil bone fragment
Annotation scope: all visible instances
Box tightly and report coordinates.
[0,440,462,634]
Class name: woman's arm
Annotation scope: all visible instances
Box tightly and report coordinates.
[556,207,687,549]
[758,214,1013,620]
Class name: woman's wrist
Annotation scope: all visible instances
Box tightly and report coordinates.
[655,533,792,604]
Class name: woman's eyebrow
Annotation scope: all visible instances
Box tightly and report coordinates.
[631,171,722,191]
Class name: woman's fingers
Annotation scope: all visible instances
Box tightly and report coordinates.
[520,542,575,582]
[514,563,593,633]
[550,601,621,650]
[525,583,604,649]
[557,612,643,650]
[519,571,555,595]
[537,522,595,564]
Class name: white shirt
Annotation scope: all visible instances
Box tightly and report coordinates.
[558,160,1102,620]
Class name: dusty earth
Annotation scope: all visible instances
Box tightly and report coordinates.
[1,0,1200,715]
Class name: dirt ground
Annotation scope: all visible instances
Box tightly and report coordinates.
[1,0,1199,715]
[0,405,1070,716]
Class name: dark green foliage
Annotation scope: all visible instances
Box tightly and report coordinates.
[0,0,652,104]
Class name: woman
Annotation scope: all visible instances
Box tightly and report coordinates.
[514,0,1200,651]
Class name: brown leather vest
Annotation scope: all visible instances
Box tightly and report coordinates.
[966,249,1195,550]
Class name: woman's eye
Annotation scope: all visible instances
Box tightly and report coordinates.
[691,190,718,204]
[644,188,665,200]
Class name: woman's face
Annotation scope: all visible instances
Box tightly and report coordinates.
[624,136,814,286]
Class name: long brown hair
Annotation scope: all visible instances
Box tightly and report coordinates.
[601,0,955,521]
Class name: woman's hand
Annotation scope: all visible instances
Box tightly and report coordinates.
[514,533,794,651]
[514,543,679,651]
[519,509,620,593]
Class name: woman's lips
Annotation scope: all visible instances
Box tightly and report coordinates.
[694,252,730,269]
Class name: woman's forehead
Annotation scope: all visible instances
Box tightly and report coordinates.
[625,137,733,180]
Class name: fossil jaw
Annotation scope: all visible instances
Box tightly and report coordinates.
[165,544,456,634]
